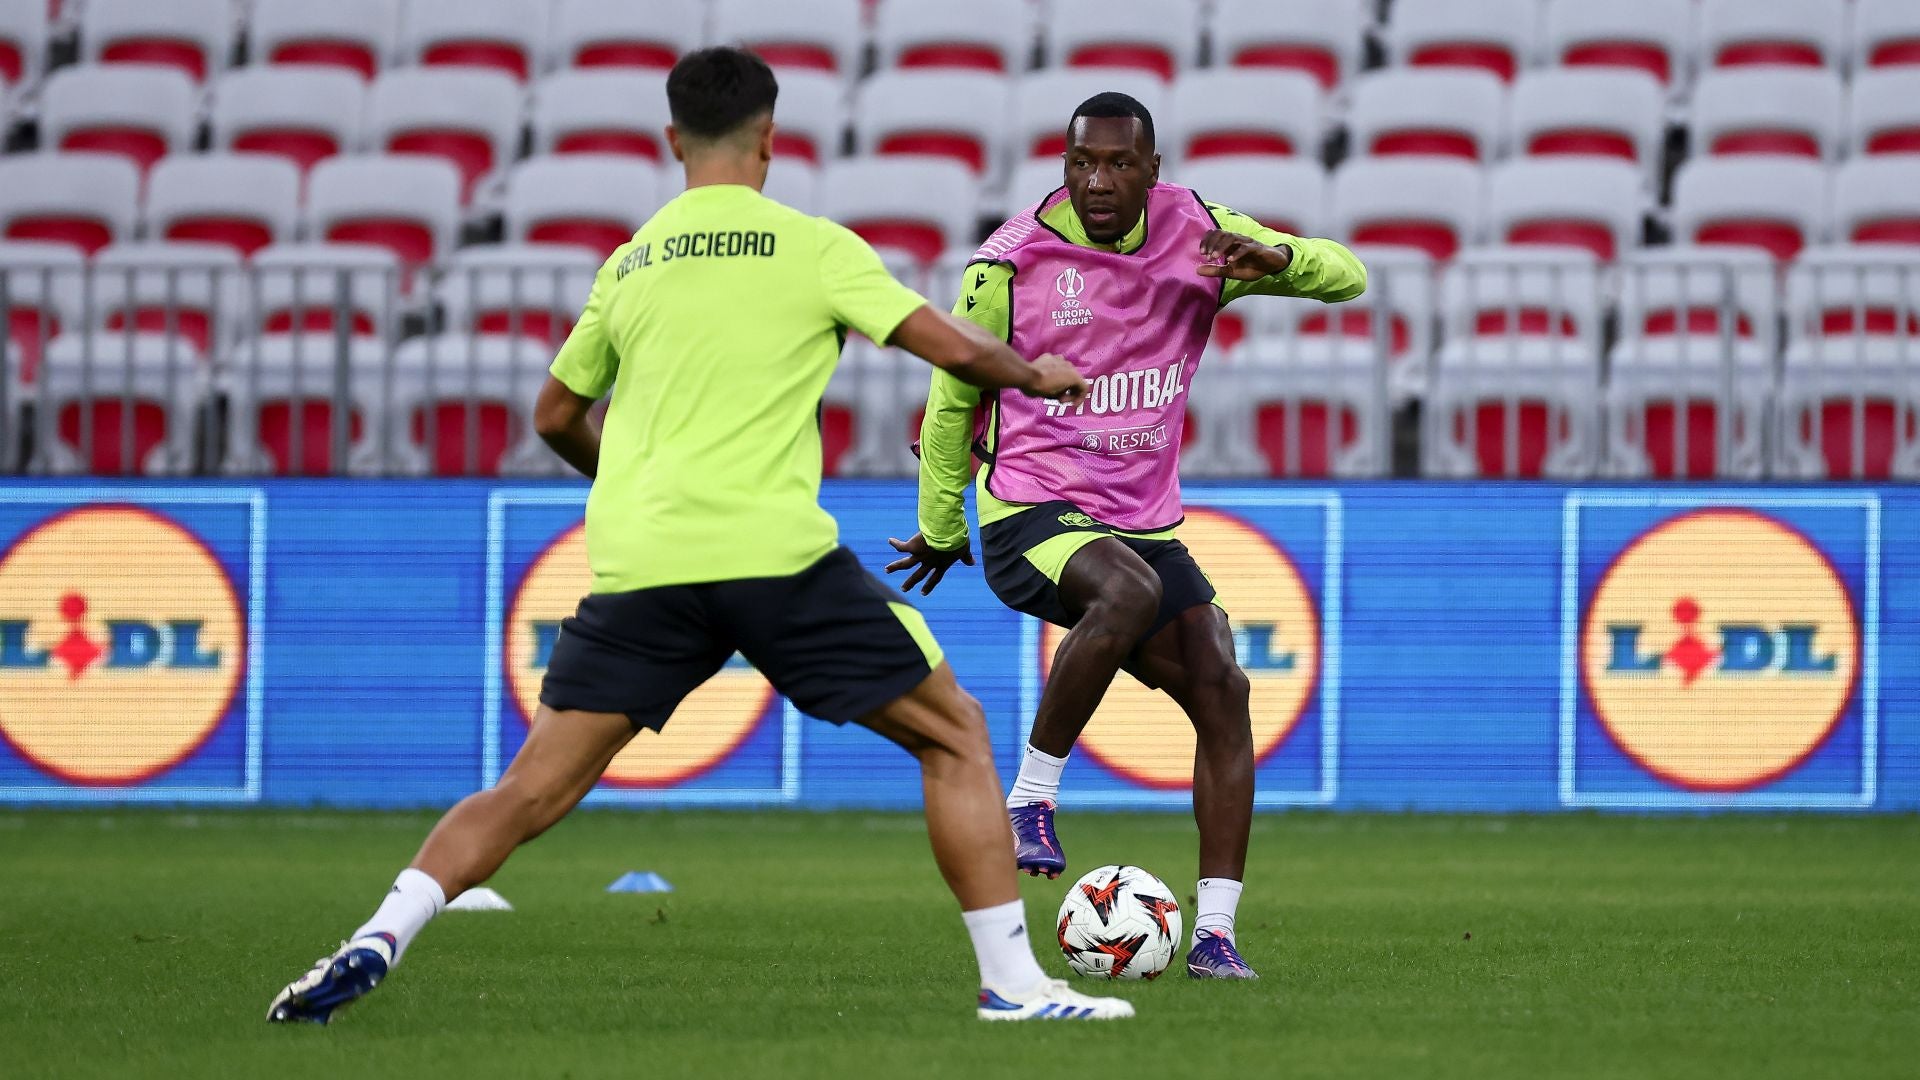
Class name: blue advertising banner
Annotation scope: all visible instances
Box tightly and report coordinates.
[0,479,1910,813]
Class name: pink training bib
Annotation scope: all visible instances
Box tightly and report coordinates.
[974,183,1220,531]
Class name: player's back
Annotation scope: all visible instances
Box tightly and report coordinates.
[548,183,926,595]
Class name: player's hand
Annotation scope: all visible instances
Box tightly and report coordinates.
[1022,353,1088,404]
[1197,229,1293,281]
[885,533,975,595]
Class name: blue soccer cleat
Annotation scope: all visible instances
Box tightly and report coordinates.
[1009,800,1066,879]
[1185,930,1259,979]
[266,933,396,1024]
[977,980,1134,1021]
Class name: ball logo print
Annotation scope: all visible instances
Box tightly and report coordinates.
[505,524,777,788]
[1040,508,1319,789]
[1580,509,1860,791]
[0,506,243,785]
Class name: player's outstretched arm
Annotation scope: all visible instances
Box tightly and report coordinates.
[533,376,601,480]
[887,305,1087,403]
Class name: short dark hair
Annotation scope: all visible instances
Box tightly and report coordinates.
[667,47,779,139]
[1069,92,1156,150]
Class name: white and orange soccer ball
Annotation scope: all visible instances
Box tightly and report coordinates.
[1056,865,1182,980]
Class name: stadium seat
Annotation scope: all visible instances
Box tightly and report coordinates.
[1424,344,1601,478]
[502,155,659,256]
[1002,157,1072,214]
[552,0,703,72]
[873,0,1032,74]
[1690,68,1843,160]
[760,158,820,214]
[0,153,141,256]
[0,0,47,91]
[88,242,244,353]
[820,335,924,477]
[819,157,977,266]
[1168,69,1323,164]
[1440,245,1604,349]
[1209,0,1365,91]
[768,69,847,164]
[1848,69,1920,156]
[1012,69,1167,160]
[38,64,199,174]
[366,68,525,203]
[1244,243,1437,398]
[1774,339,1920,479]
[388,333,552,476]
[0,241,83,383]
[1616,245,1780,351]
[307,156,464,273]
[251,243,403,337]
[1787,244,1920,342]
[35,331,206,475]
[1853,0,1920,70]
[854,70,1011,176]
[145,154,302,259]
[1346,68,1506,162]
[210,66,368,174]
[1508,69,1667,175]
[1387,0,1540,83]
[1542,0,1694,88]
[437,243,599,344]
[1327,156,1485,262]
[1176,156,1327,351]
[1486,158,1643,262]
[222,333,390,476]
[398,0,547,82]
[80,0,229,83]
[1670,156,1829,262]
[1832,157,1920,246]
[1046,0,1198,82]
[1606,336,1772,479]
[531,70,672,160]
[1699,0,1845,70]
[248,0,399,81]
[1223,338,1387,478]
[712,0,865,78]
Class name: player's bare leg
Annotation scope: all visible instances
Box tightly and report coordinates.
[860,662,1133,1020]
[1007,540,1162,877]
[1133,607,1260,979]
[267,707,636,1023]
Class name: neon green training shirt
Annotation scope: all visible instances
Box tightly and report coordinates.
[550,183,927,593]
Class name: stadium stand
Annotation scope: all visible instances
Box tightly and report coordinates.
[223,332,392,476]
[1669,155,1829,262]
[1699,0,1846,70]
[501,154,661,256]
[38,64,199,174]
[210,65,369,174]
[80,0,230,83]
[366,68,526,204]
[872,0,1033,74]
[1848,68,1920,156]
[145,153,304,259]
[0,153,141,256]
[0,0,46,93]
[765,68,846,163]
[88,241,245,353]
[1046,0,1199,82]
[1541,0,1694,88]
[250,242,403,336]
[1833,156,1920,246]
[1689,67,1845,159]
[1209,0,1366,90]
[1485,157,1643,262]
[711,0,865,78]
[819,156,977,267]
[1327,155,1485,261]
[1346,68,1506,161]
[1386,0,1540,83]
[1167,69,1324,165]
[531,69,674,160]
[306,155,464,273]
[1853,0,1920,70]
[552,0,703,72]
[854,69,1012,176]
[247,0,399,81]
[398,0,548,82]
[1507,68,1667,176]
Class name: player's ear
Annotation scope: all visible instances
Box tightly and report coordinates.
[757,116,776,163]
[1149,151,1161,185]
[665,123,686,164]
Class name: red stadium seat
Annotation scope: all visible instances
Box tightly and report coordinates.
[1671,156,1827,262]
[0,154,140,257]
[504,156,660,257]
[1349,69,1504,162]
[555,0,701,70]
[249,0,397,81]
[856,71,1009,175]
[1692,69,1842,161]
[1050,0,1196,81]
[0,0,46,89]
[211,66,367,174]
[83,0,228,83]
[368,69,524,204]
[1856,0,1920,70]
[1701,0,1843,71]
[714,0,863,77]
[1510,70,1665,176]
[147,155,302,259]
[37,332,205,474]
[39,64,198,175]
[532,71,671,161]
[308,156,463,275]
[1390,0,1539,83]
[400,0,546,82]
[875,0,1029,74]
[1212,0,1364,90]
[822,158,977,268]
[1834,158,1920,247]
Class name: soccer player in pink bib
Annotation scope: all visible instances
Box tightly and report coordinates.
[888,92,1367,980]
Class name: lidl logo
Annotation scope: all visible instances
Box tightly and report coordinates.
[1580,509,1860,791]
[505,523,776,788]
[1040,508,1321,789]
[0,505,244,785]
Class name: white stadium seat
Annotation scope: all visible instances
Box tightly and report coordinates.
[1440,244,1605,349]
[81,0,230,83]
[854,70,1012,177]
[1210,0,1365,91]
[0,153,141,255]
[1542,0,1694,89]
[1774,338,1920,480]
[0,240,85,381]
[88,242,245,353]
[222,333,393,476]
[1387,0,1541,82]
[250,242,404,337]
[1214,340,1388,478]
[387,333,553,476]
[1011,68,1167,161]
[145,154,302,259]
[873,0,1033,74]
[1346,68,1506,162]
[1242,243,1437,395]
[1004,157,1070,212]
[1670,155,1830,262]
[768,69,846,164]
[1176,156,1325,237]
[1832,157,1920,246]
[248,0,399,81]
[819,157,978,267]
[308,155,465,272]
[437,243,600,344]
[1046,0,1199,82]
[1848,69,1920,157]
[1509,69,1666,175]
[36,332,208,475]
[1486,158,1644,262]
[1690,68,1844,160]
[1424,353,1601,478]
[210,65,368,174]
[366,68,526,203]
[1699,0,1845,70]
[1853,0,1920,71]
[1327,156,1485,262]
[1787,244,1920,342]
[38,64,199,174]
[1168,69,1323,165]
[551,0,704,72]
[1616,245,1780,351]
[398,0,548,82]
[532,70,673,161]
[502,155,660,256]
[1606,335,1772,479]
[0,0,48,91]
[712,0,865,78]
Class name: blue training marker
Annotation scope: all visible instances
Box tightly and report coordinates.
[606,871,675,893]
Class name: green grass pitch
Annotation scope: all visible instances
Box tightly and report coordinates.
[3,810,1914,1079]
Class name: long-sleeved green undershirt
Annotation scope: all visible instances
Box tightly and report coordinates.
[915,194,1369,550]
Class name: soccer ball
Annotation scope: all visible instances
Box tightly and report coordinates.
[1056,864,1182,980]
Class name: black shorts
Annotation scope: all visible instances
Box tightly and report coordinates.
[980,500,1218,644]
[539,547,942,730]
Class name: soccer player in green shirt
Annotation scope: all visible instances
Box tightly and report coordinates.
[887,92,1367,980]
[268,48,1131,1025]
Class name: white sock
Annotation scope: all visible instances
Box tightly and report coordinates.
[1005,744,1069,808]
[352,868,446,963]
[1192,877,1243,945]
[961,899,1049,992]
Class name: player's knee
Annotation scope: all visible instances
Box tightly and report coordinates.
[920,692,994,772]
[1087,567,1162,639]
[491,776,570,835]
